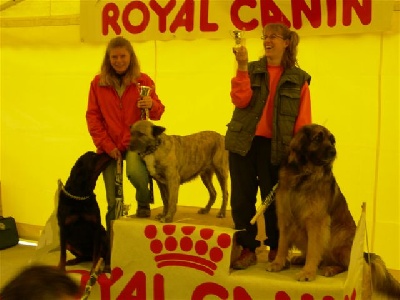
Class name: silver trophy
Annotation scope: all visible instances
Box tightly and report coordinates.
[138,84,151,120]
[231,29,244,50]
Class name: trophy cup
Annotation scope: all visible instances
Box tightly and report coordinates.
[231,29,244,51]
[138,84,151,120]
[230,29,245,75]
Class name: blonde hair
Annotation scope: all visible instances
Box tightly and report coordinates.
[99,36,141,87]
[263,23,300,69]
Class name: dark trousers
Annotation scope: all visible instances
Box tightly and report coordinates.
[229,136,279,251]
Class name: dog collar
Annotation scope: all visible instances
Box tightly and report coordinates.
[58,179,91,201]
[139,139,161,159]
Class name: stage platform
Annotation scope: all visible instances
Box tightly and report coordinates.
[33,206,366,299]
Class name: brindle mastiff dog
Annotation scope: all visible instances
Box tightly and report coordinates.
[129,120,229,223]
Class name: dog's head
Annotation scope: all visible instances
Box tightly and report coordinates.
[287,124,336,168]
[129,120,165,153]
[65,151,112,196]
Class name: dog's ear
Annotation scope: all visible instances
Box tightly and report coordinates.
[89,154,113,189]
[152,125,165,137]
[287,125,314,165]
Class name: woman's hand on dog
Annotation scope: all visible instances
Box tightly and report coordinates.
[109,148,122,160]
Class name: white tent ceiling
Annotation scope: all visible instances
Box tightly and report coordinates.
[0,0,79,27]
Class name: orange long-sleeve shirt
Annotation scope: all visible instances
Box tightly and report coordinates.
[231,68,311,138]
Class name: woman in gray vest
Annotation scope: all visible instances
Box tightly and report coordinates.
[227,23,312,270]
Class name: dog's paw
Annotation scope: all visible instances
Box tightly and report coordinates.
[197,208,210,215]
[266,259,288,272]
[159,215,173,223]
[290,255,306,266]
[155,213,164,220]
[216,211,226,218]
[320,265,344,277]
[296,268,317,281]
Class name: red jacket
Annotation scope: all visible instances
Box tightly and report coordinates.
[86,73,165,154]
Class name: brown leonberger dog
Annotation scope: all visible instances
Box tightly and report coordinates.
[266,124,400,298]
[129,120,229,223]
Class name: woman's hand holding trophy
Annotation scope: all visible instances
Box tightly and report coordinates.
[138,84,152,120]
[231,29,248,71]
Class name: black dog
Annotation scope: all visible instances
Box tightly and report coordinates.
[57,151,112,272]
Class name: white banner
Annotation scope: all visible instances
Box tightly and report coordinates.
[80,0,394,42]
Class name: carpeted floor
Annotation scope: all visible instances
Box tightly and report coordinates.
[0,241,38,287]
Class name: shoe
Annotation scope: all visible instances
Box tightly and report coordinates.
[136,206,150,218]
[268,249,277,262]
[231,248,257,270]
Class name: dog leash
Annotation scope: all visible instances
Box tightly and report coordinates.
[362,202,374,295]
[58,179,90,201]
[80,257,103,300]
[250,183,278,225]
[114,158,125,218]
[138,83,155,204]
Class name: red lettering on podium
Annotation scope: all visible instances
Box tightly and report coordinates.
[98,268,124,300]
[154,274,165,299]
[192,282,229,300]
[233,286,253,300]
[67,268,123,300]
[117,271,147,300]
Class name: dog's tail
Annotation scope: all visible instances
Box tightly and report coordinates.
[365,252,400,297]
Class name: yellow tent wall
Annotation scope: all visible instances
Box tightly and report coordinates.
[1,12,399,269]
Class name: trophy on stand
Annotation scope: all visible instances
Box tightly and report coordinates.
[138,84,151,120]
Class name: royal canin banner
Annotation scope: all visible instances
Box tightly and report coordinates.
[80,0,394,42]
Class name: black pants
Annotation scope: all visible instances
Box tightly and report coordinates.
[229,136,279,251]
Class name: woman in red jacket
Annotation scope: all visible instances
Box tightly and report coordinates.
[86,36,165,232]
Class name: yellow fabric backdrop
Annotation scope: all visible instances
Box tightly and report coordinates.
[0,14,398,269]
